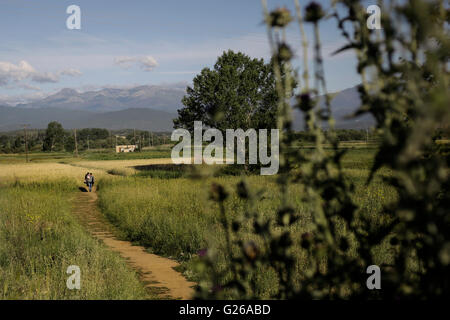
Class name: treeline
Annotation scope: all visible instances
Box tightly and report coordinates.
[0,121,171,154]
[294,129,376,142]
[0,121,377,154]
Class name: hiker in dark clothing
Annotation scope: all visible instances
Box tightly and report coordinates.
[86,172,95,192]
[84,172,89,186]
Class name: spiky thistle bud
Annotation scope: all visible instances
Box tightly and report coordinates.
[305,2,325,23]
[268,7,293,27]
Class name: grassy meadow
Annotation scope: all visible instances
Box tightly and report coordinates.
[0,144,398,299]
[94,148,398,297]
[0,178,150,299]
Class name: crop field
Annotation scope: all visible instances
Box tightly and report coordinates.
[94,148,398,297]
[0,144,401,299]
[0,178,150,299]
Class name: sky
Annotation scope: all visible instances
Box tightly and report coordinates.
[0,0,364,105]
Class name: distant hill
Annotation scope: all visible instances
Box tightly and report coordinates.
[0,106,176,132]
[0,85,374,132]
[15,85,186,113]
[78,108,176,131]
[293,86,374,130]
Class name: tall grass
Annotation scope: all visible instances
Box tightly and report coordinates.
[98,177,213,258]
[0,179,149,299]
[97,149,396,297]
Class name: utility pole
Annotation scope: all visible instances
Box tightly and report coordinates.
[74,129,79,158]
[133,129,137,147]
[23,124,29,163]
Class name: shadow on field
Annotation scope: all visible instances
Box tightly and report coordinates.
[133,164,187,179]
[132,163,260,179]
[79,187,88,192]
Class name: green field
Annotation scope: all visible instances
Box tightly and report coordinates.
[0,179,150,299]
[0,144,404,299]
[95,148,397,297]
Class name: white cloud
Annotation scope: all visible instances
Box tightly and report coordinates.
[0,60,82,86]
[32,71,60,83]
[139,56,159,71]
[60,68,83,77]
[114,55,159,71]
[0,60,36,85]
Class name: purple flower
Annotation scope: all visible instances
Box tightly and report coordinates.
[197,248,208,257]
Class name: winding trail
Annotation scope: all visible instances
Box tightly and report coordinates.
[72,186,195,300]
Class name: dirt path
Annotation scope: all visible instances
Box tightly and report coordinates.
[72,186,195,300]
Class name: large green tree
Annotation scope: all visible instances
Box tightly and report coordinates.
[42,121,65,152]
[174,50,290,132]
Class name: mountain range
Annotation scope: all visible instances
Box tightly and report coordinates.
[0,85,374,132]
[15,85,186,113]
[293,86,374,130]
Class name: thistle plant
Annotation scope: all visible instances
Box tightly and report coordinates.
[196,0,449,299]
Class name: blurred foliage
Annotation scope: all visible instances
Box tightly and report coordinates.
[196,0,449,299]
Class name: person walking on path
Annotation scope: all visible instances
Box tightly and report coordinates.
[84,172,89,187]
[86,172,95,192]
